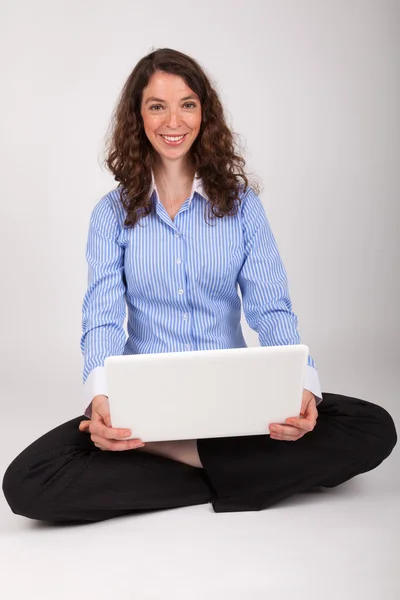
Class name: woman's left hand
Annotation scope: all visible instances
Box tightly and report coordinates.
[269,390,318,441]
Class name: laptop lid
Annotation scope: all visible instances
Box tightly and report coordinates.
[105,344,309,442]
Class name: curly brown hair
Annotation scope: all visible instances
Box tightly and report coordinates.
[103,47,260,228]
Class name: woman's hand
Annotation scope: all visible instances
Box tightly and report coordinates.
[269,390,318,441]
[78,395,145,451]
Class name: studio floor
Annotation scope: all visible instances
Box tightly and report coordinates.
[1,371,399,600]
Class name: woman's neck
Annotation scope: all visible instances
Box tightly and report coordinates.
[152,156,195,198]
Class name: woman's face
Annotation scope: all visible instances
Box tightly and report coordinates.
[140,71,202,163]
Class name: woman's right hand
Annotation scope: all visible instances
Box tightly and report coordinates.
[78,395,145,451]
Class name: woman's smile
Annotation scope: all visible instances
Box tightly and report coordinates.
[159,133,188,146]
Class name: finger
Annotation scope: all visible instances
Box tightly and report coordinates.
[269,423,304,438]
[309,401,318,422]
[270,426,305,441]
[301,390,315,412]
[302,396,318,418]
[90,420,137,441]
[286,403,317,428]
[285,416,315,432]
[90,434,145,452]
[79,420,91,432]
[270,430,306,441]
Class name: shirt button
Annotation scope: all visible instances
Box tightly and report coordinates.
[176,258,182,264]
[174,233,180,238]
[183,313,188,320]
[185,344,191,350]
[178,289,184,295]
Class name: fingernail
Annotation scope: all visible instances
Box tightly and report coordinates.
[123,431,131,437]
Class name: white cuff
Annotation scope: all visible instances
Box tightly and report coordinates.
[304,364,323,405]
[83,366,108,416]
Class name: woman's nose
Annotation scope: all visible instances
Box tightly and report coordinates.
[165,110,180,128]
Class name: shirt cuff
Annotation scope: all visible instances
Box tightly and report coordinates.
[304,364,323,406]
[83,366,108,418]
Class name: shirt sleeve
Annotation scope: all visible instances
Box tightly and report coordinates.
[80,194,127,417]
[237,188,323,406]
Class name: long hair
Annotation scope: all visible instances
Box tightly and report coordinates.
[103,48,260,228]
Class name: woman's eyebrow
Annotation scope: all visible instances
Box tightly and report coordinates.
[144,95,198,105]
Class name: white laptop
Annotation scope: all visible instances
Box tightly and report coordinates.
[104,344,309,442]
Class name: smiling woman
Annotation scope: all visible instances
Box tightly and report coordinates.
[1,47,397,524]
[139,71,203,216]
[103,47,258,228]
[142,84,200,153]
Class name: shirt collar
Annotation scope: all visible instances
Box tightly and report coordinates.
[149,170,208,205]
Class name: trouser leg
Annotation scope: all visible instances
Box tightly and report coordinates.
[197,392,397,512]
[2,416,213,524]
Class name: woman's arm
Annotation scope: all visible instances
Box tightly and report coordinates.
[80,193,127,417]
[237,188,322,404]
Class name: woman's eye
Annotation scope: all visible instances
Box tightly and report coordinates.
[149,102,196,111]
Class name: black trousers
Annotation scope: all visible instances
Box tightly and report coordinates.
[2,392,397,523]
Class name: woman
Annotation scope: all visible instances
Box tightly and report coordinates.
[2,48,397,523]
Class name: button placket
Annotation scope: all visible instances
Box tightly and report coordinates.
[173,228,191,351]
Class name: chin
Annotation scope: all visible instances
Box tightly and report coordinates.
[162,151,189,162]
[156,145,191,161]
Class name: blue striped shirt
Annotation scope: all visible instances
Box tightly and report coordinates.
[81,174,322,416]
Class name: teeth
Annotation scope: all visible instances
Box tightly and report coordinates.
[162,135,185,141]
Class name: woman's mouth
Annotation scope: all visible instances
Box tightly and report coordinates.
[159,133,188,146]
